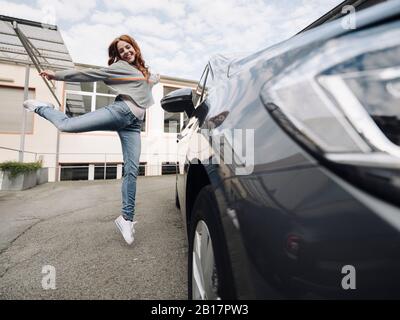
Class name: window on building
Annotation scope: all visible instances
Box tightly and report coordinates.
[60,163,89,181]
[0,86,34,133]
[95,95,115,110]
[163,86,184,133]
[65,82,93,92]
[164,86,178,96]
[139,162,146,176]
[65,93,91,117]
[122,162,147,176]
[94,163,119,180]
[65,78,146,132]
[96,81,115,95]
[164,111,181,133]
[162,162,178,175]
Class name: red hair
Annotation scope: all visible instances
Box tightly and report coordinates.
[108,35,149,79]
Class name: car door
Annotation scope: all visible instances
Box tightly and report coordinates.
[176,65,210,213]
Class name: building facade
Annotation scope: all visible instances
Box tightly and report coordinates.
[0,61,197,182]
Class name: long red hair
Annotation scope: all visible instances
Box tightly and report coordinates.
[108,35,149,79]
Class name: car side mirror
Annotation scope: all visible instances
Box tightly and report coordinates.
[160,87,195,117]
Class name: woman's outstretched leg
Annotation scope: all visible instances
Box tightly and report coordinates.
[24,99,130,133]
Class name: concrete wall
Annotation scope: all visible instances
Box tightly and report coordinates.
[0,63,61,181]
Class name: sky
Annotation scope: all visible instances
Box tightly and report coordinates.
[1,0,342,80]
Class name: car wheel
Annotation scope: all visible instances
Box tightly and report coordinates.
[188,185,236,299]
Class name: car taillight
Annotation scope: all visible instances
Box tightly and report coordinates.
[260,21,400,206]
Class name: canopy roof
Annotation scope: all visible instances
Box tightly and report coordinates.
[0,15,74,70]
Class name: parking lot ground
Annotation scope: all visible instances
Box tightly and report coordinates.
[0,175,187,299]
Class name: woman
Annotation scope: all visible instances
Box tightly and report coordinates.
[23,35,160,245]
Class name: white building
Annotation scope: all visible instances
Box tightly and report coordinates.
[0,16,197,182]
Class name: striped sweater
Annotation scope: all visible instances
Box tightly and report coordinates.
[54,60,159,119]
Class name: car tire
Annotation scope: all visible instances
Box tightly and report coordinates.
[188,185,236,299]
[175,183,181,209]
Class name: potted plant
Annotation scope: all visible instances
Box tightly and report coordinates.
[0,161,43,191]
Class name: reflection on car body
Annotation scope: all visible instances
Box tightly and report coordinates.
[161,1,400,299]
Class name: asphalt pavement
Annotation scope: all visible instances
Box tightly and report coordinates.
[0,175,187,299]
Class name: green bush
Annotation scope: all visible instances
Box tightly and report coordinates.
[0,161,42,178]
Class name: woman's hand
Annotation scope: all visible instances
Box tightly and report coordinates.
[39,70,56,80]
[149,72,160,84]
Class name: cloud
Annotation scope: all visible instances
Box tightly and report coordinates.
[0,0,101,25]
[104,0,187,19]
[150,51,200,79]
[124,15,183,39]
[0,0,343,79]
[91,11,126,25]
[61,23,128,67]
[67,0,342,79]
[37,0,98,23]
[0,1,44,22]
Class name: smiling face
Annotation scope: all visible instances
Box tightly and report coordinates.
[117,40,136,63]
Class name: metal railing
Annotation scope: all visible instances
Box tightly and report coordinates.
[0,146,179,181]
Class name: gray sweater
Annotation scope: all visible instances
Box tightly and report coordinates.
[54,60,159,119]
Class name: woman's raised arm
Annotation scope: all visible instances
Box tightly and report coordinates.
[39,70,56,80]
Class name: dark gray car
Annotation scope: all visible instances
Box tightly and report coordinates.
[161,0,400,299]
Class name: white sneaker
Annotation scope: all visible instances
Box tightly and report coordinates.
[23,99,55,112]
[115,215,135,245]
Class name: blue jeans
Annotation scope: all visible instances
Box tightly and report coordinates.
[35,100,142,221]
